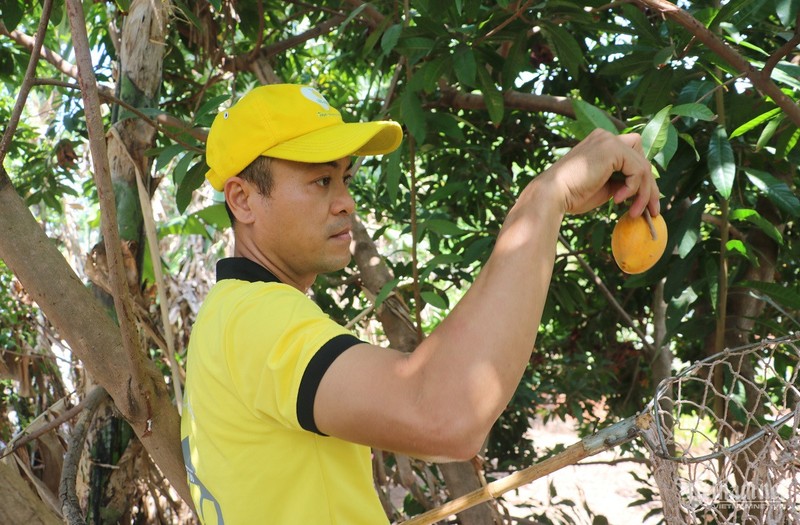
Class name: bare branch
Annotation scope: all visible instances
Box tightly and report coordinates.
[58,387,109,525]
[762,12,800,78]
[0,19,77,79]
[33,79,207,151]
[0,0,54,165]
[224,14,345,73]
[66,0,145,419]
[441,88,628,129]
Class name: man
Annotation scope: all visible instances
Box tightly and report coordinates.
[180,83,660,524]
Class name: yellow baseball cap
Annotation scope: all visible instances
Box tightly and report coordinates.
[205,84,403,191]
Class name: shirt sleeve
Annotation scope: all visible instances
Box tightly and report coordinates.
[225,283,363,434]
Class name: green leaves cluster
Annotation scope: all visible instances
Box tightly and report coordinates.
[2,1,799,519]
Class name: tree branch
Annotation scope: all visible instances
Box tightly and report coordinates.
[224,14,345,73]
[33,78,207,150]
[634,0,800,127]
[441,88,628,129]
[66,0,145,419]
[0,0,54,166]
[762,12,800,79]
[58,387,109,525]
[0,19,77,79]
[0,394,80,462]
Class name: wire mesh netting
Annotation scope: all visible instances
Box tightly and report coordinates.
[641,334,800,524]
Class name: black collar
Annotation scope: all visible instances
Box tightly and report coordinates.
[216,257,282,284]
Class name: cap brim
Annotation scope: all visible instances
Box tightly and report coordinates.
[263,120,402,163]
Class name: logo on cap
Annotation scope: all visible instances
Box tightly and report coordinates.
[300,86,330,110]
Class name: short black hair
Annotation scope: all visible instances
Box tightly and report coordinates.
[224,156,274,226]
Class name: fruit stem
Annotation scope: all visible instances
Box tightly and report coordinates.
[644,208,657,241]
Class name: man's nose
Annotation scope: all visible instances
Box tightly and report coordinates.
[333,182,355,216]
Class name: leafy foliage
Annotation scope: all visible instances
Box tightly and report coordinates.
[1,0,798,522]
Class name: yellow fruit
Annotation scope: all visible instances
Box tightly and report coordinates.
[611,210,668,274]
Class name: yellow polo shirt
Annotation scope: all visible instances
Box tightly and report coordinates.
[180,257,388,524]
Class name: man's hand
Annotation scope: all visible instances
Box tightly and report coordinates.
[536,129,661,218]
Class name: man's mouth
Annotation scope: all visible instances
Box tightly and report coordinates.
[330,228,352,241]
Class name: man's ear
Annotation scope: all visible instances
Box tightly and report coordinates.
[224,177,257,225]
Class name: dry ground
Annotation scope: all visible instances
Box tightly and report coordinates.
[498,415,664,525]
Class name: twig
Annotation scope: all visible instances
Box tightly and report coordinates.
[558,233,657,356]
[0,0,54,165]
[643,208,657,240]
[32,78,207,149]
[474,0,534,46]
[66,0,145,419]
[225,14,345,73]
[58,386,109,525]
[761,12,800,79]
[0,21,78,78]
[0,393,79,461]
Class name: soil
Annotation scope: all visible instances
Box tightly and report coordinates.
[499,415,664,524]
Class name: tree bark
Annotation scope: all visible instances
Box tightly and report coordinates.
[0,457,61,525]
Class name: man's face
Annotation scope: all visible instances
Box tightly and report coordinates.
[249,156,355,288]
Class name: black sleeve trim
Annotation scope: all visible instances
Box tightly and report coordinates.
[297,334,363,435]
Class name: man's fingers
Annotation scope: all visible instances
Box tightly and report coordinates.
[618,133,645,156]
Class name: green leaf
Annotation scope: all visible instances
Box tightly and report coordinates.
[652,46,674,67]
[641,105,672,160]
[675,200,704,258]
[173,0,202,29]
[374,277,400,309]
[729,208,783,244]
[708,126,735,199]
[755,116,782,151]
[729,107,782,139]
[400,90,426,143]
[1,0,24,31]
[384,147,403,203]
[571,99,618,137]
[744,168,800,217]
[739,281,800,310]
[381,23,403,56]
[154,144,185,173]
[424,218,465,236]
[176,156,206,214]
[412,57,449,93]
[678,132,700,161]
[780,125,800,158]
[476,67,503,125]
[542,22,584,79]
[775,0,800,27]
[173,151,197,187]
[670,103,715,121]
[653,123,678,169]
[194,94,231,126]
[421,290,448,310]
[192,203,230,231]
[453,44,477,87]
[501,32,529,90]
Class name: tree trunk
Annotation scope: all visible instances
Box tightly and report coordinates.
[0,165,190,505]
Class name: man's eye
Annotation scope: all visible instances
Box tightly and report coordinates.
[344,174,354,186]
[315,177,331,187]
